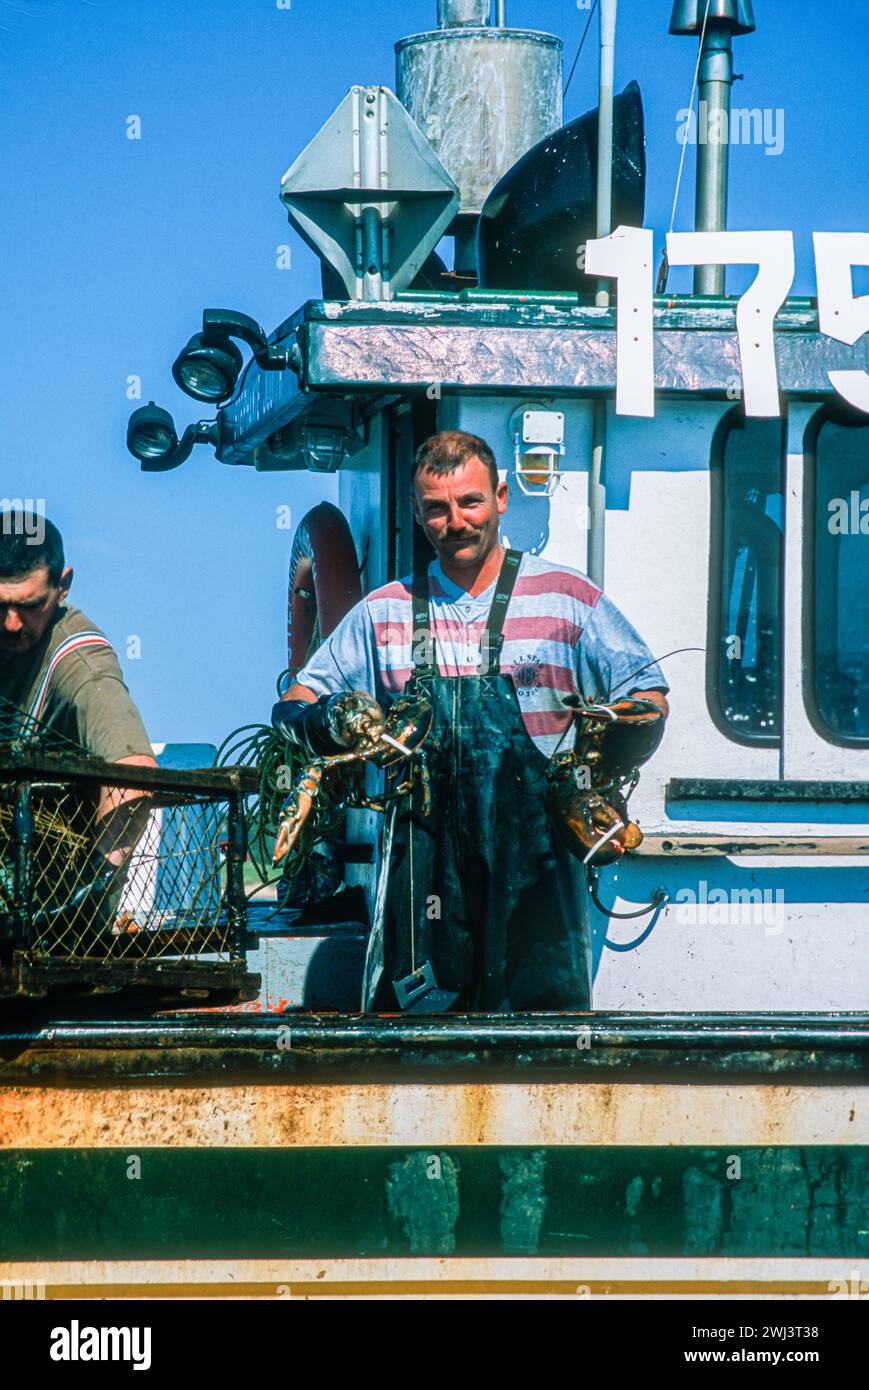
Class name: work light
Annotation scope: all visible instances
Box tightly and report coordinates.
[126,402,218,472]
[172,333,244,404]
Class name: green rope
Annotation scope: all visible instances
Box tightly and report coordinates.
[214,711,355,890]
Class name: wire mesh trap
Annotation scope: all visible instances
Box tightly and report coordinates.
[0,742,260,1004]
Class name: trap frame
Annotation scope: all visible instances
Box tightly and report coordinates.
[0,744,261,1004]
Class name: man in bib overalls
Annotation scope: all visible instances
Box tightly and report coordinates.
[274,431,669,1012]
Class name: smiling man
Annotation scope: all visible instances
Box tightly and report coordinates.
[0,510,156,864]
[274,430,669,1013]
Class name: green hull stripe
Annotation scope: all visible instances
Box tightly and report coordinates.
[1,1146,867,1261]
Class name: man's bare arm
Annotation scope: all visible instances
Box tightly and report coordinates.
[281,683,318,703]
[95,752,157,867]
[631,688,669,719]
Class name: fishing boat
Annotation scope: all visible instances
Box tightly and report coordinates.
[1,0,867,1301]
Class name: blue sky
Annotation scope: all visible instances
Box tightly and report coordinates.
[3,0,867,747]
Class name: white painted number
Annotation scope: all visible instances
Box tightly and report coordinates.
[584,226,655,417]
[814,232,869,413]
[666,230,795,416]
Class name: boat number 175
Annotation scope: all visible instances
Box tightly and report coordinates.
[583,228,869,418]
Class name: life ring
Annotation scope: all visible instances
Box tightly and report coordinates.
[287,502,362,680]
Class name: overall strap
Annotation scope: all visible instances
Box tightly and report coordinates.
[409,549,523,679]
[22,631,113,740]
[484,549,523,674]
[410,568,437,680]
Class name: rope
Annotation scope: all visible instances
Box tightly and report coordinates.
[659,0,712,293]
[591,877,668,922]
[214,721,347,887]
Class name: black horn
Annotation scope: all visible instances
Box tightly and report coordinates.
[476,80,646,294]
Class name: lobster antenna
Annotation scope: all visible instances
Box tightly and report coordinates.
[599,646,705,702]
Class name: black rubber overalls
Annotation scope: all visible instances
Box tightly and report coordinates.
[361,549,593,1013]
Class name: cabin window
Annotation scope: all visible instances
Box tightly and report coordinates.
[810,419,869,743]
[711,416,784,744]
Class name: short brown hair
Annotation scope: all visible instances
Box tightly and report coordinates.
[0,512,64,586]
[412,430,499,494]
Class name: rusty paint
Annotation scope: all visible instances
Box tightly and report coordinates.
[0,1082,865,1149]
[646,836,869,856]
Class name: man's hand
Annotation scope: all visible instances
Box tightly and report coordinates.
[597,695,666,777]
[562,691,667,778]
[273,685,386,756]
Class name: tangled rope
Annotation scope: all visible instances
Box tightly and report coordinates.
[214,674,359,893]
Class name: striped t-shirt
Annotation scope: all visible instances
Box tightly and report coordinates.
[295,552,668,758]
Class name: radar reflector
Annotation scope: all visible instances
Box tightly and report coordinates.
[280,86,460,302]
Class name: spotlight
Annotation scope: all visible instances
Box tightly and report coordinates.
[172,309,296,403]
[126,402,178,462]
[126,402,218,472]
[172,333,244,404]
[299,423,348,473]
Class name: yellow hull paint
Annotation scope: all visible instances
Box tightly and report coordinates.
[0,1258,860,1300]
[1,1081,865,1149]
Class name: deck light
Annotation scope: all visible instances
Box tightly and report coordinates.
[172,333,244,404]
[299,423,349,473]
[510,406,565,497]
[126,402,218,472]
[172,310,295,404]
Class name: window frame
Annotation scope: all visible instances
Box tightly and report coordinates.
[706,406,786,750]
[802,404,869,750]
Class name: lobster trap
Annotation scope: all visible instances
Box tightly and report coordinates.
[0,745,261,1003]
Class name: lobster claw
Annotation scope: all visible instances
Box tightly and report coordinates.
[588,790,644,863]
[272,763,325,865]
[366,695,434,767]
[546,755,644,865]
[575,792,631,865]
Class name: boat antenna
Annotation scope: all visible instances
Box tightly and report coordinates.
[564,0,598,100]
[660,0,712,295]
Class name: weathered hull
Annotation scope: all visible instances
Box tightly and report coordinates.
[2,1014,866,1298]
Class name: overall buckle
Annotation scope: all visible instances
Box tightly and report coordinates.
[392,960,460,1013]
